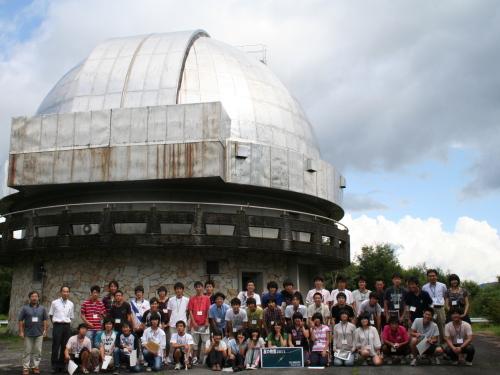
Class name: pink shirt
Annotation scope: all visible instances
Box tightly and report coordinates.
[382,325,409,344]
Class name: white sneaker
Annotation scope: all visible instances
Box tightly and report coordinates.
[434,357,441,365]
[146,368,152,372]
[174,363,181,370]
[466,361,473,366]
[452,360,458,365]
[191,357,198,366]
[410,359,418,366]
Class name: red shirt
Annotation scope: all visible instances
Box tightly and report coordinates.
[382,325,409,344]
[81,299,105,331]
[188,295,211,327]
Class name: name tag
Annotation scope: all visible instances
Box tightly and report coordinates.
[271,321,275,325]
[233,328,237,333]
[394,303,400,309]
[296,340,301,345]
[391,347,396,352]
[197,311,203,316]
[433,314,437,320]
[124,348,128,353]
[93,314,99,319]
[381,308,385,313]
[216,318,221,323]
[341,339,347,345]
[115,318,121,323]
[410,306,416,312]
[75,353,79,358]
[135,313,141,317]
[32,317,39,322]
[251,320,257,325]
[163,309,168,313]
[457,338,464,344]
[452,301,457,306]
[370,320,375,325]
[432,297,438,304]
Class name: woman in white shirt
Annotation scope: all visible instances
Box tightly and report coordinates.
[354,314,382,366]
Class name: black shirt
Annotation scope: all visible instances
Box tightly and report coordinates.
[331,304,355,324]
[110,302,133,333]
[404,290,433,321]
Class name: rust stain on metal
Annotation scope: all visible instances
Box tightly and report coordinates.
[186,143,193,178]
[8,155,17,186]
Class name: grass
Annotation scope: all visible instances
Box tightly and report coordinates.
[0,331,23,342]
[472,323,500,336]
[7,344,23,349]
[0,314,8,320]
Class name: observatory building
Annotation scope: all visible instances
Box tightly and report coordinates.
[0,30,349,331]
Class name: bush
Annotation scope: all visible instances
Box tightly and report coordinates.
[486,300,500,325]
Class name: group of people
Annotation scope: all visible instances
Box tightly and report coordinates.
[18,269,475,374]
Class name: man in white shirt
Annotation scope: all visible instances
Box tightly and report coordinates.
[330,275,353,307]
[141,314,166,372]
[422,269,447,346]
[49,286,74,374]
[284,296,308,327]
[170,321,194,370]
[305,275,331,306]
[166,282,190,341]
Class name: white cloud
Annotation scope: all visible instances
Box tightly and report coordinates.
[341,214,500,284]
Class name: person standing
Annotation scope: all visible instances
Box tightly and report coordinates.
[110,290,137,334]
[422,269,448,345]
[49,286,74,374]
[80,286,105,349]
[18,291,48,375]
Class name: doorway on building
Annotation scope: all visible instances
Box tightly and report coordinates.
[238,269,265,294]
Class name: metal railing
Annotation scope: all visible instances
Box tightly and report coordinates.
[0,201,347,230]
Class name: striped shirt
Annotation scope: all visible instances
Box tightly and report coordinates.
[81,299,105,331]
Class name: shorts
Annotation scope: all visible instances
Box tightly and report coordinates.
[69,348,90,365]
[423,343,438,355]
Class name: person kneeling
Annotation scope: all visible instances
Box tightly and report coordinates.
[354,314,382,366]
[381,316,410,364]
[204,329,227,371]
[113,323,141,374]
[409,307,443,366]
[65,324,92,374]
[226,330,247,372]
[141,314,166,372]
[444,307,474,366]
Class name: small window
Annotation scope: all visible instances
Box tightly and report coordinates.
[33,263,44,282]
[206,261,221,275]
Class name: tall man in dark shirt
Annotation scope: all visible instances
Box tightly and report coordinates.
[110,290,137,334]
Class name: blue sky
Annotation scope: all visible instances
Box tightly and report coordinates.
[0,0,499,282]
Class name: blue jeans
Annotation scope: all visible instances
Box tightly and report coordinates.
[112,348,141,372]
[143,349,162,371]
[85,331,99,349]
[333,354,355,367]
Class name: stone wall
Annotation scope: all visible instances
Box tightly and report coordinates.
[7,247,288,333]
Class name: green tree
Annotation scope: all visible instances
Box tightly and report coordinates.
[461,280,481,299]
[356,243,404,288]
[325,263,360,291]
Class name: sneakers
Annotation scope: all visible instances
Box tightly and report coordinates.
[387,357,393,365]
[410,359,418,366]
[146,368,152,372]
[466,361,473,366]
[452,361,459,365]
[113,369,119,375]
[434,357,441,365]
[400,356,406,364]
[192,357,198,366]
[93,365,100,373]
[174,363,181,370]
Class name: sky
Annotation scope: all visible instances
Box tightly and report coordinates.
[0,0,499,283]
